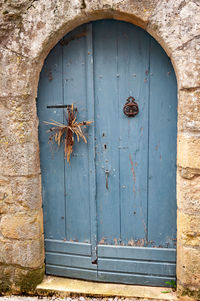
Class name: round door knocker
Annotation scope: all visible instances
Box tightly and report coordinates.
[123,96,139,117]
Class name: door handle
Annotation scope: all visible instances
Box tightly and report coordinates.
[105,169,109,190]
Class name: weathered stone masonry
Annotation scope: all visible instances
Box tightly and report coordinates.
[0,0,200,298]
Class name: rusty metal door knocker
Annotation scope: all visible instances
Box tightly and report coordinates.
[123,96,139,117]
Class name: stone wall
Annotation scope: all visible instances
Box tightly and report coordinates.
[0,0,199,298]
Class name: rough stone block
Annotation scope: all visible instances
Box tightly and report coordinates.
[0,175,13,212]
[10,175,42,211]
[4,0,83,61]
[87,0,160,28]
[0,210,43,240]
[148,0,200,53]
[147,1,200,89]
[177,171,200,214]
[0,95,37,120]
[178,286,200,301]
[177,244,200,289]
[0,0,33,47]
[177,211,200,247]
[0,47,37,97]
[177,134,200,170]
[0,118,38,144]
[172,36,200,89]
[0,174,42,214]
[0,264,45,294]
[178,296,199,301]
[0,141,40,176]
[14,265,45,293]
[0,236,44,268]
[0,265,13,293]
[0,96,39,144]
[178,88,200,132]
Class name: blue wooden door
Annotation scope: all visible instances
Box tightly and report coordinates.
[37,20,177,286]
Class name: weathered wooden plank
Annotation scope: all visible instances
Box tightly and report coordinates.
[46,253,96,270]
[37,40,65,240]
[98,271,175,287]
[98,245,176,262]
[86,23,97,262]
[117,21,150,245]
[147,37,177,248]
[46,265,97,281]
[45,239,91,256]
[93,20,121,245]
[62,24,91,243]
[98,258,175,276]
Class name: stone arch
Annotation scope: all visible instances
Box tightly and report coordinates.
[0,1,200,298]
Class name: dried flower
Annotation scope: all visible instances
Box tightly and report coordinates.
[44,104,93,163]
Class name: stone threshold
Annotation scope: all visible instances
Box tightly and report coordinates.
[36,276,177,300]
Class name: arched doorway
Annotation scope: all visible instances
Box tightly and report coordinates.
[37,19,177,286]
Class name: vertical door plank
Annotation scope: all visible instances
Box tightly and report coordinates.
[93,20,121,245]
[148,38,177,248]
[117,22,150,245]
[62,24,91,243]
[85,23,97,261]
[37,43,65,240]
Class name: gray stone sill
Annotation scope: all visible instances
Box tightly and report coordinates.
[36,276,177,300]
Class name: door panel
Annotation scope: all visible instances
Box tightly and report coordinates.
[37,20,177,286]
[98,245,176,285]
[148,38,177,248]
[45,240,97,278]
[111,21,150,245]
[38,41,65,240]
[62,25,92,243]
[38,23,98,280]
[93,21,121,245]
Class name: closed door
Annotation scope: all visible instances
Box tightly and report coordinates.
[37,20,177,286]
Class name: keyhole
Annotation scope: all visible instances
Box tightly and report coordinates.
[104,144,107,149]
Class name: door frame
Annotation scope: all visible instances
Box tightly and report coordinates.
[37,20,177,286]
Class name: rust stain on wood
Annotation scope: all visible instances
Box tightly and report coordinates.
[129,154,136,196]
[47,70,53,81]
[129,154,136,183]
[60,30,87,46]
[128,239,145,247]
[113,238,118,245]
[99,237,105,245]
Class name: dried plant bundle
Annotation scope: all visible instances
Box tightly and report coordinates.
[44,104,93,163]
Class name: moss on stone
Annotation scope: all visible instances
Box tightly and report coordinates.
[15,265,45,293]
[0,278,12,294]
[0,266,13,294]
[179,288,200,300]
